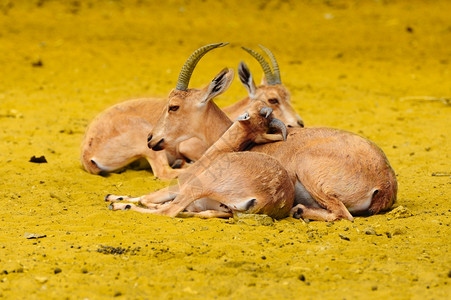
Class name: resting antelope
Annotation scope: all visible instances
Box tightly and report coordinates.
[145,58,397,221]
[80,43,233,178]
[224,45,304,128]
[106,101,295,219]
[80,44,303,179]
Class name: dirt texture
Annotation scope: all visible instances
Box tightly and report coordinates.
[0,0,450,299]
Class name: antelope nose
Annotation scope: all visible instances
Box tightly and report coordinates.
[296,115,304,127]
[147,134,153,143]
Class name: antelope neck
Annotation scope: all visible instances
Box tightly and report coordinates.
[203,102,233,147]
[210,123,251,154]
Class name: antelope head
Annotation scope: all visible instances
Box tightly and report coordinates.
[239,45,304,128]
[147,43,234,155]
[235,100,288,145]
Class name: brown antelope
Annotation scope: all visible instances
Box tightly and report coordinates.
[145,62,397,221]
[80,43,233,179]
[106,101,295,219]
[80,44,304,179]
[224,45,304,128]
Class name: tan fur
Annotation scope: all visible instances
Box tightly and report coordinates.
[80,98,184,179]
[80,68,234,179]
[107,101,295,219]
[252,128,397,220]
[148,86,234,158]
[227,60,304,127]
[81,64,304,178]
[144,89,397,221]
[224,84,303,127]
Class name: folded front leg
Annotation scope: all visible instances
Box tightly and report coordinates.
[105,194,140,203]
[138,185,179,206]
[105,185,180,208]
[290,203,353,222]
[109,202,161,212]
[178,210,233,219]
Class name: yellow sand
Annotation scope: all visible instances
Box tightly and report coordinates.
[0,0,450,298]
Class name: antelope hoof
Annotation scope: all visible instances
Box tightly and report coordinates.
[336,211,354,222]
[109,203,132,211]
[292,207,303,219]
[105,195,125,202]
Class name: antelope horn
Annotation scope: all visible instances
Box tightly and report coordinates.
[269,118,287,141]
[176,43,229,91]
[259,45,281,84]
[259,106,273,118]
[241,46,276,85]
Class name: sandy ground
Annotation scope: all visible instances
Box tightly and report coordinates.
[0,0,450,299]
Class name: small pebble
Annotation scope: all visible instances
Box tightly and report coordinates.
[35,276,49,284]
[387,206,412,219]
[54,267,62,274]
[24,232,47,239]
[31,59,43,67]
[339,233,350,241]
[364,227,377,235]
[298,274,306,281]
[29,155,47,163]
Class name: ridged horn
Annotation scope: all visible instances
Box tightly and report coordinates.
[242,46,276,85]
[259,45,281,84]
[176,43,229,91]
[269,118,287,141]
[259,107,273,118]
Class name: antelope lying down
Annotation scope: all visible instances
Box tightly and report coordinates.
[80,44,303,179]
[106,101,295,219]
[80,43,231,179]
[144,53,397,221]
[224,45,304,128]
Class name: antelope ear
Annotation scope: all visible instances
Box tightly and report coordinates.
[201,68,235,104]
[236,112,250,122]
[238,62,256,98]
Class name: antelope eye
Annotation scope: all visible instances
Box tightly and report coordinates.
[169,105,179,112]
[268,98,279,105]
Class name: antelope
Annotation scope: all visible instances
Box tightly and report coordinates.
[80,44,304,179]
[106,101,295,219]
[80,43,232,179]
[224,45,304,128]
[144,58,397,221]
